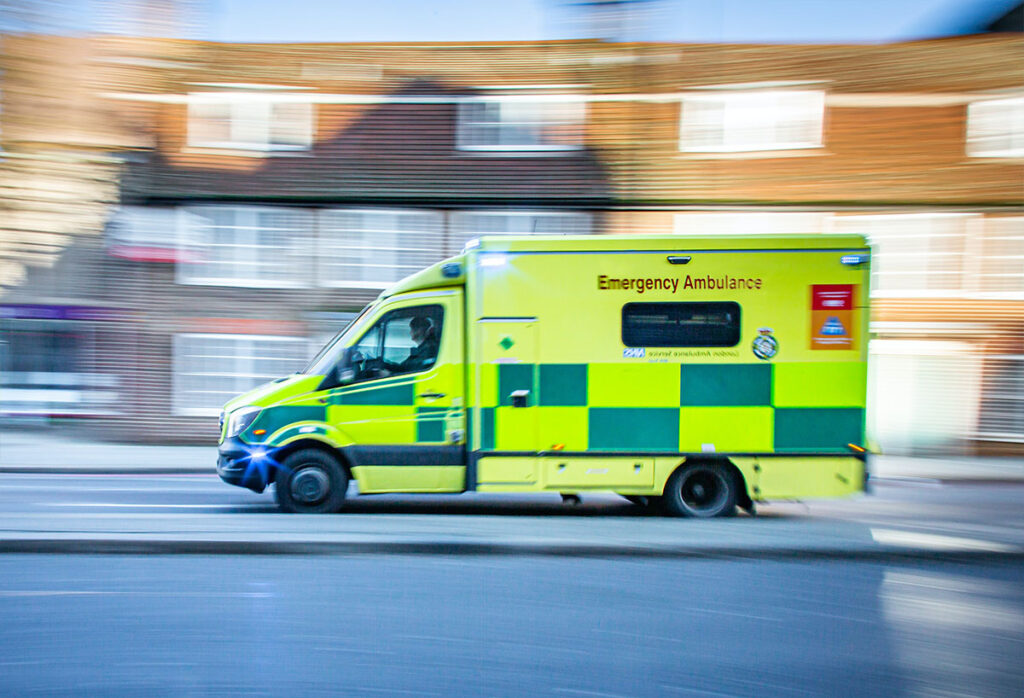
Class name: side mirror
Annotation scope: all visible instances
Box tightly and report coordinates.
[317,349,356,391]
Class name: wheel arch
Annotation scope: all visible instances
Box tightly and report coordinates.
[671,456,753,512]
[271,438,351,477]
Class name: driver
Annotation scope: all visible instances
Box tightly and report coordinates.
[390,315,439,374]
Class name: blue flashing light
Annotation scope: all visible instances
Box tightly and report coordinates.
[841,254,869,266]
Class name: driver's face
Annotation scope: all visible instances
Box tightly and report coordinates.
[410,323,425,344]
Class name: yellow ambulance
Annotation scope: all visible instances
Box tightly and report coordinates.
[217,234,871,516]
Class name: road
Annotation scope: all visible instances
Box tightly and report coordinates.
[0,553,1021,697]
[0,474,1021,696]
[0,473,1022,551]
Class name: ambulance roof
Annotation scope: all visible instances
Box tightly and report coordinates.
[381,233,869,298]
[472,233,868,253]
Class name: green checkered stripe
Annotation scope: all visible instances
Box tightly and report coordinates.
[477,362,866,454]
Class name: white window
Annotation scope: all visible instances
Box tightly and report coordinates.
[977,217,1024,297]
[187,96,313,152]
[457,93,584,152]
[967,97,1024,158]
[107,206,187,262]
[450,210,591,251]
[177,206,313,288]
[977,354,1024,444]
[318,209,446,289]
[674,212,830,236]
[680,90,824,153]
[829,214,975,297]
[172,334,310,416]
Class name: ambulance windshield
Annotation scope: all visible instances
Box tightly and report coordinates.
[302,303,377,376]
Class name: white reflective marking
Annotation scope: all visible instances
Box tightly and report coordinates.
[0,591,273,597]
[870,528,1017,553]
[41,503,268,509]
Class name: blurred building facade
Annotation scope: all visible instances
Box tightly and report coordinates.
[0,34,1021,452]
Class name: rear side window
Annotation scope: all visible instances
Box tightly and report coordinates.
[622,302,741,347]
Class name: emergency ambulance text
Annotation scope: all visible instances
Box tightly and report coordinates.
[598,276,678,293]
[597,274,763,294]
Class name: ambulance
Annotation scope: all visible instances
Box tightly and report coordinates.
[217,234,871,516]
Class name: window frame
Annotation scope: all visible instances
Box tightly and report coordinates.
[186,94,314,153]
[456,93,585,153]
[172,333,310,416]
[449,209,592,252]
[966,96,1024,159]
[176,205,313,288]
[621,301,742,348]
[679,89,825,154]
[341,304,445,385]
[317,208,447,289]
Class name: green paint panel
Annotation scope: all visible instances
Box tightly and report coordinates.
[774,408,864,452]
[680,364,772,406]
[588,408,679,452]
[246,405,325,440]
[539,364,587,406]
[498,363,535,407]
[773,362,867,407]
[416,407,447,443]
[332,382,415,406]
[479,407,495,450]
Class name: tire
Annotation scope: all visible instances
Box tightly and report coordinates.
[662,462,737,518]
[274,449,348,514]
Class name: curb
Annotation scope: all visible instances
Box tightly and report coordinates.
[2,538,1023,560]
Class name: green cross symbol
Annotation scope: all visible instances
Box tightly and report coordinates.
[499,336,515,351]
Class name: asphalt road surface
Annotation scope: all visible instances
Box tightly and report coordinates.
[0,553,1021,697]
[0,475,1022,696]
[0,473,1022,547]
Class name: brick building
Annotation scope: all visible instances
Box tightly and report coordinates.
[1,34,1022,451]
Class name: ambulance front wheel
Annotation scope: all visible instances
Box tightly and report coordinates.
[274,449,348,514]
[662,462,737,518]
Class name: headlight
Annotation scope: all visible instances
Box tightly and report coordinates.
[226,406,261,438]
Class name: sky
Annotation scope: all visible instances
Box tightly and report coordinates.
[62,0,1022,43]
[201,0,1019,43]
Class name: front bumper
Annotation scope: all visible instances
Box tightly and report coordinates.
[217,436,272,493]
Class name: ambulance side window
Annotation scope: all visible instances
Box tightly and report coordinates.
[622,302,740,347]
[347,304,444,382]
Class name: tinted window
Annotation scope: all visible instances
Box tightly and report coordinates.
[622,302,740,347]
[348,304,444,381]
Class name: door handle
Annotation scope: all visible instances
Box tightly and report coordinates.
[418,392,446,399]
[510,389,530,408]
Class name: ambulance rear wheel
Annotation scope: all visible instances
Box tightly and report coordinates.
[274,449,348,514]
[662,463,736,518]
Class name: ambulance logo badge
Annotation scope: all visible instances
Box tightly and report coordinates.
[499,336,515,351]
[752,328,778,360]
[819,316,847,336]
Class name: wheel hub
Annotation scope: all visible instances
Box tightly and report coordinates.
[291,467,329,504]
[681,469,725,512]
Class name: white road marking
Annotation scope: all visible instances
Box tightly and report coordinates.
[41,502,267,509]
[870,527,1018,553]
[0,591,273,597]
